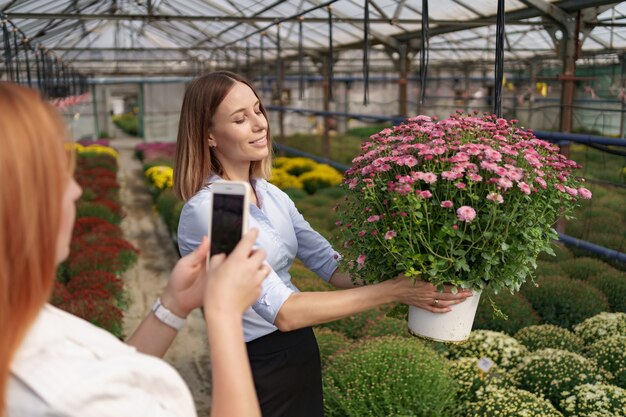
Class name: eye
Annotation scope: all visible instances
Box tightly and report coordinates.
[234,118,245,124]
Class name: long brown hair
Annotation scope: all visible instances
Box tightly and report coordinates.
[174,71,272,201]
[0,83,69,415]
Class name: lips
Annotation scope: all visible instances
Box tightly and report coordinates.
[249,136,266,144]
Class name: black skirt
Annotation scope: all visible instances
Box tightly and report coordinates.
[246,327,324,417]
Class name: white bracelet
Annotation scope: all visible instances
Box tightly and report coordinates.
[152,298,187,331]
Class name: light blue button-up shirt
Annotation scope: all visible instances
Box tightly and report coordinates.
[178,175,341,342]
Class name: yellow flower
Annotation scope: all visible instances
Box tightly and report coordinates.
[145,165,174,190]
[269,168,303,190]
[80,144,119,159]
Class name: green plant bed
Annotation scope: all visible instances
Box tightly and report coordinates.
[155,190,184,235]
[559,384,626,417]
[282,187,308,202]
[446,330,528,370]
[302,194,333,207]
[323,336,457,417]
[514,324,585,354]
[514,348,609,408]
[586,336,626,388]
[473,290,541,335]
[313,328,352,367]
[319,309,382,340]
[449,357,515,413]
[573,312,626,345]
[316,186,346,199]
[588,269,626,312]
[535,261,565,279]
[537,242,573,263]
[112,112,138,136]
[77,201,122,225]
[361,315,410,339]
[469,387,563,417]
[559,257,612,280]
[345,123,392,139]
[521,275,609,329]
[278,133,363,166]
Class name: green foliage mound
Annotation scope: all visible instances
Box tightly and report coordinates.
[77,201,121,225]
[514,324,585,354]
[559,384,626,417]
[588,269,626,313]
[313,328,352,366]
[449,357,514,413]
[559,257,611,280]
[537,242,572,263]
[521,276,609,329]
[446,330,527,370]
[323,336,457,417]
[586,336,626,389]
[469,387,563,417]
[573,312,626,345]
[535,261,565,278]
[514,348,609,407]
[319,309,381,340]
[473,290,540,335]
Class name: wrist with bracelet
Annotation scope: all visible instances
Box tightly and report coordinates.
[152,297,187,331]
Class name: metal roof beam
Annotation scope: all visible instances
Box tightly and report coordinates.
[519,0,572,26]
[393,0,620,42]
[304,0,400,50]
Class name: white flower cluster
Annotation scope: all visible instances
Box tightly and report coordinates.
[514,348,609,406]
[450,357,515,413]
[470,386,563,416]
[447,330,528,370]
[560,383,626,416]
[586,335,626,388]
[514,324,585,354]
[573,312,626,345]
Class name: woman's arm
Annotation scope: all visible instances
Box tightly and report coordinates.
[202,230,267,417]
[126,238,211,357]
[274,274,473,332]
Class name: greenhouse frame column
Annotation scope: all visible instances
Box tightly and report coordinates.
[138,83,145,139]
[91,84,100,139]
[398,43,410,118]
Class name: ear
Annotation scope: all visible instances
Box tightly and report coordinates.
[207,134,216,148]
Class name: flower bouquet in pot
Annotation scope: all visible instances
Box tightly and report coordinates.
[336,112,591,342]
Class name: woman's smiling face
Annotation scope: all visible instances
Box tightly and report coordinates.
[209,81,269,178]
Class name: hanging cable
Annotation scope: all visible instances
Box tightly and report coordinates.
[494,0,505,117]
[245,40,250,79]
[2,17,14,82]
[12,27,21,84]
[260,32,265,88]
[276,24,282,102]
[363,0,370,105]
[34,46,42,91]
[23,37,32,86]
[327,5,334,102]
[298,16,304,101]
[419,0,429,108]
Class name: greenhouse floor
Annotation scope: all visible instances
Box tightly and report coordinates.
[112,137,212,416]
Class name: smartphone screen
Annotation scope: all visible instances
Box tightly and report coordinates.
[210,193,245,256]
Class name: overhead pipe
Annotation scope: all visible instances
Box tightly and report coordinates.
[558,233,626,264]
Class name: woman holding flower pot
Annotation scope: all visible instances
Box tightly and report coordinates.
[0,82,269,417]
[175,71,473,417]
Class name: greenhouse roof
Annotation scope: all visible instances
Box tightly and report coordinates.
[1,0,626,76]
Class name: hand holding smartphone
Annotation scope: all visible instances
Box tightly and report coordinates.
[207,181,251,258]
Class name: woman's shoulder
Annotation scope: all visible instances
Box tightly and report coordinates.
[9,305,196,416]
[256,178,292,202]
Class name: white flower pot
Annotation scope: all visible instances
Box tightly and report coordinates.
[408,291,482,343]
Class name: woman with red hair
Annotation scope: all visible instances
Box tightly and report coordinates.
[0,82,266,417]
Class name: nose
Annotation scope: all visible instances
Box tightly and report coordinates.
[252,112,267,132]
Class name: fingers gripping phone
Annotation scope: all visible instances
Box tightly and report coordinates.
[207,181,251,259]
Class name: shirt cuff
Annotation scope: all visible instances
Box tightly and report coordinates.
[251,271,295,324]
